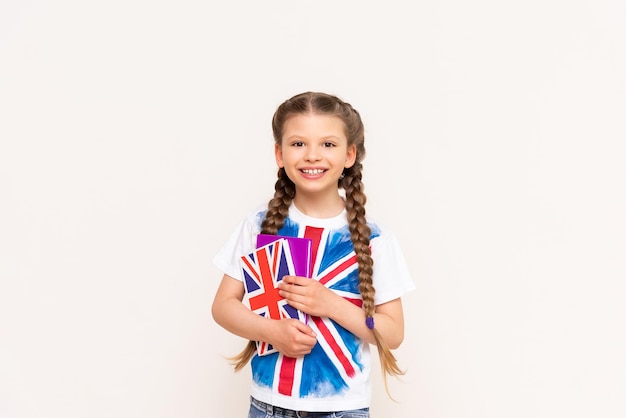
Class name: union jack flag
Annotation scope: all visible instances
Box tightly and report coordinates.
[241,238,307,356]
[251,224,376,398]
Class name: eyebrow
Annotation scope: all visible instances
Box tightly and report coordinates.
[285,135,342,141]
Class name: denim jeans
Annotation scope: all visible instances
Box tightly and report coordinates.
[248,396,369,418]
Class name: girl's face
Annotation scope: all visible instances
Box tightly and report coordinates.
[275,113,357,198]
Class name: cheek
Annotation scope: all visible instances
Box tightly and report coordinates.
[279,148,300,166]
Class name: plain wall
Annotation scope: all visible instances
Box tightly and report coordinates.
[1,1,625,417]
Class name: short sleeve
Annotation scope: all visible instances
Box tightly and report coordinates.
[370,226,416,305]
[212,206,264,281]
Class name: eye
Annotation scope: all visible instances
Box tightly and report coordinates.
[291,141,304,147]
[323,142,336,147]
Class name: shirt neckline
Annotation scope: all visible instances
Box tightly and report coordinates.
[289,202,347,229]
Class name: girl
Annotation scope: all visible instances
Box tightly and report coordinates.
[212,92,415,417]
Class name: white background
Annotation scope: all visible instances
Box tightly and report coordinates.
[1,1,625,417]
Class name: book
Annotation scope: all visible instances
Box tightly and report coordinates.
[256,234,313,278]
[240,235,312,356]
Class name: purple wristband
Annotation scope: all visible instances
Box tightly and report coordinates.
[366,316,375,330]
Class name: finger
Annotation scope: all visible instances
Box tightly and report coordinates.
[279,283,303,297]
[284,275,308,286]
[281,275,297,285]
[279,290,298,307]
[293,321,316,338]
[281,292,308,310]
[277,281,293,291]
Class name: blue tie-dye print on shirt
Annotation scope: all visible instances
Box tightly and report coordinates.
[250,212,381,398]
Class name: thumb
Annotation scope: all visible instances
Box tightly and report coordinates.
[294,321,316,338]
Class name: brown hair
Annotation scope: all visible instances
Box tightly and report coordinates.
[229,92,404,394]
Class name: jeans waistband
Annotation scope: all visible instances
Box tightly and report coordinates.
[251,396,332,417]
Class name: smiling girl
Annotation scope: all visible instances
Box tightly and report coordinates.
[212,92,415,418]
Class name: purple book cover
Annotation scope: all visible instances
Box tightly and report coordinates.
[256,234,312,278]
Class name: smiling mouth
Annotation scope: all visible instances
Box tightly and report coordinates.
[301,169,326,175]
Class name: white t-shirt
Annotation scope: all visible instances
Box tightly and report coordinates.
[213,203,415,412]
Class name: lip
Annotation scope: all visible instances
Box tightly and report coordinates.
[299,168,328,177]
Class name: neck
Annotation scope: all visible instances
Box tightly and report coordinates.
[293,192,345,219]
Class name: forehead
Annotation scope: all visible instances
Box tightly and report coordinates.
[282,113,347,140]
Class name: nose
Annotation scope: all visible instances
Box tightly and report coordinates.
[304,146,321,162]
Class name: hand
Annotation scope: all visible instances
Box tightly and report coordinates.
[267,318,317,358]
[278,275,340,318]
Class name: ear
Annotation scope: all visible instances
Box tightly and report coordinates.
[344,144,357,168]
[275,143,284,168]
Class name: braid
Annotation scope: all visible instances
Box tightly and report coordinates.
[343,163,405,398]
[342,163,374,314]
[229,168,295,371]
[261,168,295,235]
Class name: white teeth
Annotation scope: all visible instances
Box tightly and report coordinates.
[302,169,324,174]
